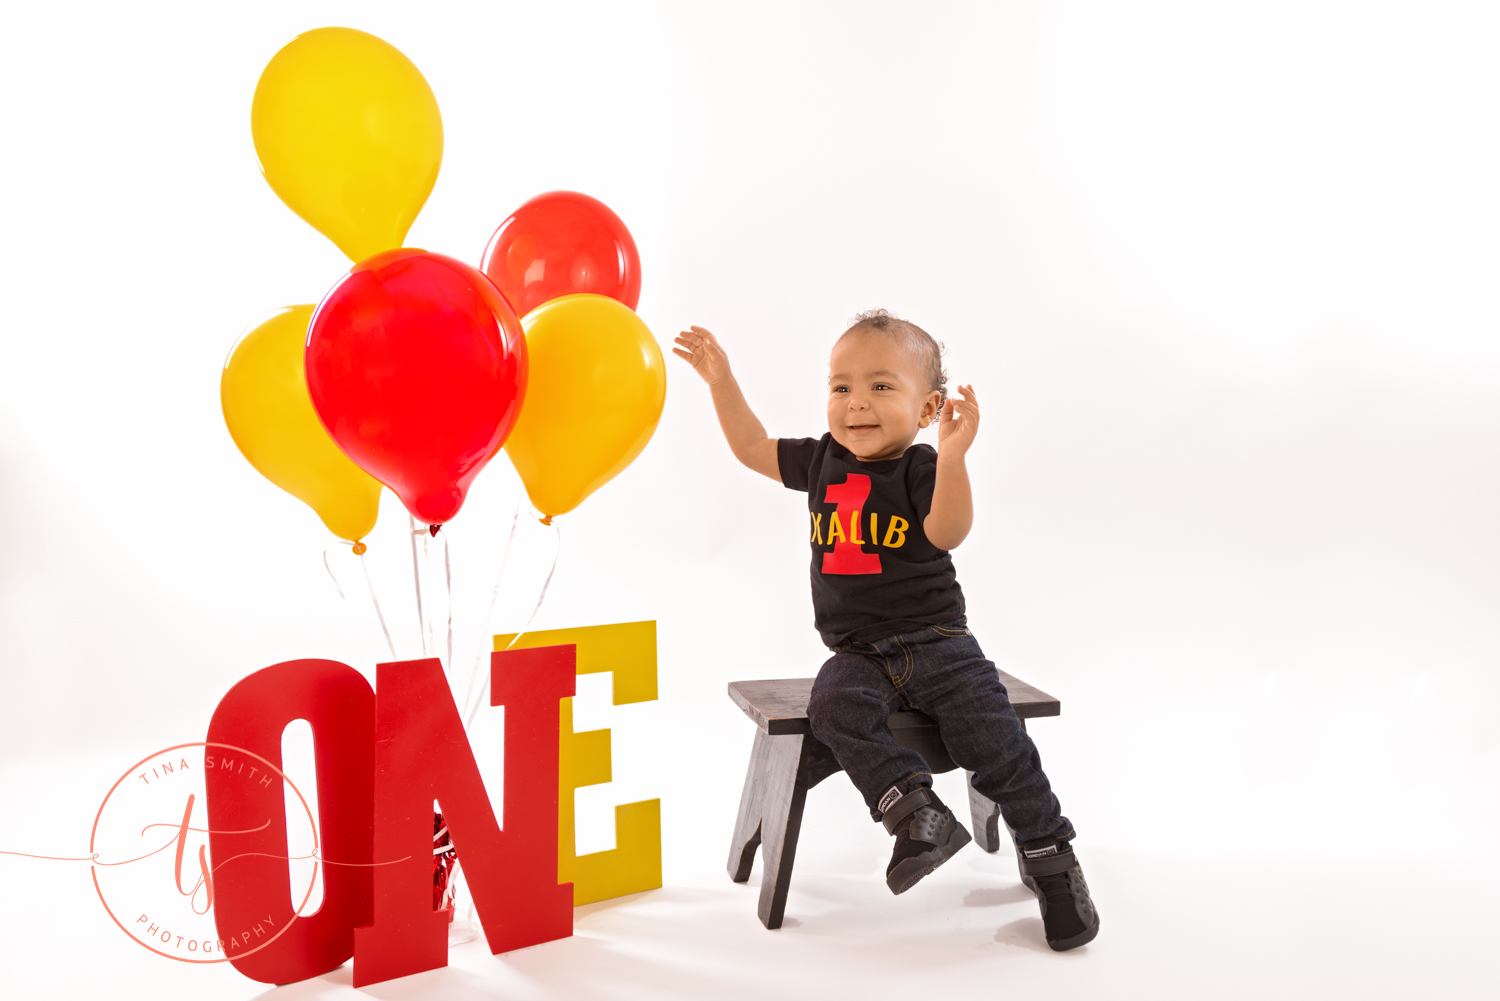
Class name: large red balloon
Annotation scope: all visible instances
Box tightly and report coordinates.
[306,249,527,527]
[481,191,641,317]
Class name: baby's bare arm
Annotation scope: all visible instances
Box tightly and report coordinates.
[924,384,979,549]
[672,326,781,482]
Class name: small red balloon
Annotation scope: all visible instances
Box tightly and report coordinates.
[306,249,527,526]
[481,191,641,317]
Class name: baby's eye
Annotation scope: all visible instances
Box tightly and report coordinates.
[873,383,892,391]
[832,386,849,393]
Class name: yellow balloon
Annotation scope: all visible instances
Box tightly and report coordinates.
[251,27,442,262]
[505,295,667,519]
[221,305,382,542]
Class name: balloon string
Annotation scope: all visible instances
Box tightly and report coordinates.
[361,551,397,660]
[465,518,560,729]
[509,519,561,651]
[461,500,522,723]
[408,514,427,658]
[443,530,453,676]
[321,547,347,601]
[423,530,437,661]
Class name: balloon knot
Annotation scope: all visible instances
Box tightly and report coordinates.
[352,541,367,556]
[539,514,553,526]
[429,524,441,536]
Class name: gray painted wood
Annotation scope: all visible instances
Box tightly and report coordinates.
[726,728,809,928]
[754,735,812,929]
[966,769,1002,853]
[727,668,1059,736]
[727,728,775,883]
[886,714,956,774]
[727,670,1059,928]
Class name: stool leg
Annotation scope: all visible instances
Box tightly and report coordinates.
[966,769,1003,853]
[756,733,810,929]
[728,728,777,882]
[725,728,811,929]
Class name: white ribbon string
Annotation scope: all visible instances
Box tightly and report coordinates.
[460,500,522,721]
[408,513,427,658]
[361,550,397,660]
[443,529,453,675]
[321,547,347,601]
[465,517,559,729]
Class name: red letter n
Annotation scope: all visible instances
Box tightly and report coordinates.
[352,649,575,987]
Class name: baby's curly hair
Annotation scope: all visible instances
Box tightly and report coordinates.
[840,308,948,403]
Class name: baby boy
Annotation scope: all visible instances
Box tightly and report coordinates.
[674,310,1099,951]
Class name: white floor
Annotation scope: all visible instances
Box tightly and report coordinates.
[2,748,1494,1000]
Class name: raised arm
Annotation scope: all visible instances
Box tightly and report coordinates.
[672,326,781,482]
[924,384,979,550]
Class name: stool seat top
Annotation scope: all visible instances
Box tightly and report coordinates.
[728,669,1060,736]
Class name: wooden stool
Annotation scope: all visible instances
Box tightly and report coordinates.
[726,670,1060,928]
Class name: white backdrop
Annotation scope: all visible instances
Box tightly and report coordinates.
[1,2,1496,996]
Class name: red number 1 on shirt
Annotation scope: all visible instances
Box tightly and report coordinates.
[821,474,882,575]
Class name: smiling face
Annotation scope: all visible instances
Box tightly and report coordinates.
[827,328,943,461]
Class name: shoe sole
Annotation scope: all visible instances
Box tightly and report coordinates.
[1047,916,1100,952]
[887,822,972,895]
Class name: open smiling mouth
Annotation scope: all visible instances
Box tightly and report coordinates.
[847,424,879,432]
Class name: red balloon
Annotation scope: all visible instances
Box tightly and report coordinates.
[306,249,527,527]
[481,190,641,317]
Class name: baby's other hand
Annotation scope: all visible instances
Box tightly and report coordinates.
[672,326,732,386]
[936,384,980,458]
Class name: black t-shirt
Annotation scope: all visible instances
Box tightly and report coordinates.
[778,433,965,649]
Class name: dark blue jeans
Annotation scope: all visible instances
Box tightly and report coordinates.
[807,617,1073,845]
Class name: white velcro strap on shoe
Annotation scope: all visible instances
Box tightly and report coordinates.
[1019,850,1080,877]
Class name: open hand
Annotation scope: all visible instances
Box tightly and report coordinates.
[936,384,979,458]
[672,326,732,386]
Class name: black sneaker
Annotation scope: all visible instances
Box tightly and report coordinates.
[880,787,972,894]
[1018,840,1099,951]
